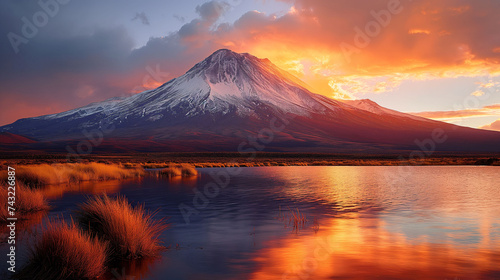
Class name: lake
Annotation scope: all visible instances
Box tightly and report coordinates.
[2,166,500,279]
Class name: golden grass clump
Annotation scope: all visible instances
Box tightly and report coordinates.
[15,163,145,188]
[76,195,167,259]
[0,182,48,222]
[158,164,198,177]
[16,220,108,280]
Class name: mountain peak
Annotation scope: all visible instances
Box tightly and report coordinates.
[185,49,253,80]
[173,49,328,115]
[204,49,250,64]
[207,49,258,59]
[209,48,239,56]
[186,49,305,89]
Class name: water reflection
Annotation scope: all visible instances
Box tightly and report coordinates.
[102,258,162,280]
[195,166,500,279]
[1,166,499,279]
[247,213,500,279]
[39,179,132,199]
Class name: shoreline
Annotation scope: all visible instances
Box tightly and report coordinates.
[1,152,499,167]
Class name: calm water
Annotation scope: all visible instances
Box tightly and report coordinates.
[2,166,500,279]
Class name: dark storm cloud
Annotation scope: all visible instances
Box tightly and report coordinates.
[0,0,135,123]
[132,12,150,25]
[130,1,234,73]
[178,0,229,39]
[195,0,230,23]
[0,0,232,125]
[173,14,186,23]
[2,27,133,77]
[0,24,138,124]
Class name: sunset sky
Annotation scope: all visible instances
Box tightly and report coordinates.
[1,0,499,130]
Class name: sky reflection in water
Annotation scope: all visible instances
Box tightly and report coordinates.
[3,166,499,279]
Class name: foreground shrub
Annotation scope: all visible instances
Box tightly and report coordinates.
[16,221,108,280]
[0,182,48,222]
[15,163,145,188]
[76,195,167,259]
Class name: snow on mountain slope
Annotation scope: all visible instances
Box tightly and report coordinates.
[26,49,340,122]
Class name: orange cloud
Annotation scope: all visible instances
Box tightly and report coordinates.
[449,5,470,14]
[408,29,431,35]
[480,82,495,88]
[411,104,500,119]
[480,119,500,131]
[484,104,500,110]
[471,90,484,97]
[200,0,500,97]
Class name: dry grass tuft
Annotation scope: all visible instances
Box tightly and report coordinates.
[16,220,108,280]
[158,164,198,177]
[288,207,307,229]
[0,182,48,222]
[14,163,144,188]
[76,195,167,259]
[158,165,182,177]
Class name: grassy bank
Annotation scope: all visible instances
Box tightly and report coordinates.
[3,153,499,167]
[7,163,144,188]
[144,157,500,167]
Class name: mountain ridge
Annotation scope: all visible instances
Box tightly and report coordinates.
[1,49,500,153]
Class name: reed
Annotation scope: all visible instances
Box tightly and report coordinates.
[288,207,307,229]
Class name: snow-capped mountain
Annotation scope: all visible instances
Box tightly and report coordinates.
[1,49,500,153]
